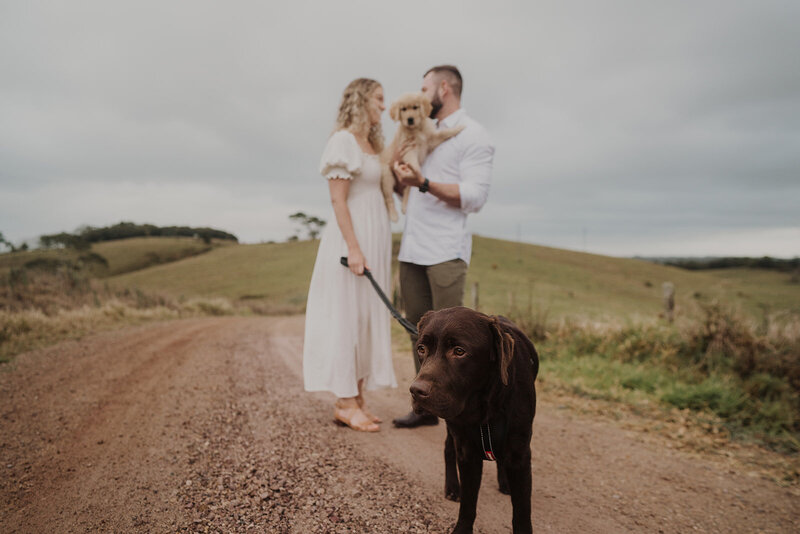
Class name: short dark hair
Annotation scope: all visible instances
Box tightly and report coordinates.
[425,65,463,98]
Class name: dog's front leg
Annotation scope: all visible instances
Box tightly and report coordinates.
[506,448,533,534]
[452,453,482,534]
[427,125,465,153]
[444,428,460,501]
[380,163,399,222]
[497,461,510,494]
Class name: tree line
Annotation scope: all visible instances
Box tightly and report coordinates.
[662,256,799,272]
[38,222,238,250]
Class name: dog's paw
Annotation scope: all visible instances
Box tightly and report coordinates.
[445,485,461,502]
[497,465,510,494]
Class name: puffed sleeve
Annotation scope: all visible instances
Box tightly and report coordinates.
[319,130,362,180]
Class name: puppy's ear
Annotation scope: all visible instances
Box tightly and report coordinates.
[490,316,515,385]
[421,96,432,118]
[389,100,400,121]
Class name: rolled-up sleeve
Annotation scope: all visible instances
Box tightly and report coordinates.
[458,137,495,214]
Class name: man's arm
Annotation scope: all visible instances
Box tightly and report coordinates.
[455,139,494,214]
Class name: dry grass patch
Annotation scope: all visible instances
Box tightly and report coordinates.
[0,266,238,363]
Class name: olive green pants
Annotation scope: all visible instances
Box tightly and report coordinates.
[400,259,467,373]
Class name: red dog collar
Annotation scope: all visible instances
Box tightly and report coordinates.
[479,423,496,461]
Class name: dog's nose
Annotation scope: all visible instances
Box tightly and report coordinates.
[407,117,414,126]
[410,379,432,399]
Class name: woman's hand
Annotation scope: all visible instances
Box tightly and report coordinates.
[348,247,368,275]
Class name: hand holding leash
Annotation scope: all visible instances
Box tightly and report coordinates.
[346,248,368,275]
[340,257,418,335]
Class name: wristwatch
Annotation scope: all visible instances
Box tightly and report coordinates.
[419,178,430,193]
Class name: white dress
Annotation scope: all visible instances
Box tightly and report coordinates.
[303,130,397,398]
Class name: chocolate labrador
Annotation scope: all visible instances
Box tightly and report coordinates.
[410,307,539,534]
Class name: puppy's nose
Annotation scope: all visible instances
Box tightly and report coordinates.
[410,379,432,399]
[407,117,414,126]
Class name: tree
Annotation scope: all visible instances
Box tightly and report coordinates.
[289,212,327,240]
[0,231,16,252]
[39,232,90,251]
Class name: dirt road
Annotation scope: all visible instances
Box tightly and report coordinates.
[1,317,797,533]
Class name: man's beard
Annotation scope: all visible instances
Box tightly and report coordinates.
[429,89,443,119]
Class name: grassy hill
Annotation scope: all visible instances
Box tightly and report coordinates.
[108,239,320,314]
[0,237,224,278]
[105,235,799,322]
[93,237,228,276]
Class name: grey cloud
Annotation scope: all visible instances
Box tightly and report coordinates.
[1,0,798,257]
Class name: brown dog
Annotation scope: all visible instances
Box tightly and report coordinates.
[410,307,539,534]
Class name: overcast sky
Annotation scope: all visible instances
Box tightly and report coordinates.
[1,0,798,257]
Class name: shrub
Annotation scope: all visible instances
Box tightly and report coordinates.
[661,379,748,419]
[524,305,800,448]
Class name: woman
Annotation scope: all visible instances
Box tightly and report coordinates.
[303,78,397,432]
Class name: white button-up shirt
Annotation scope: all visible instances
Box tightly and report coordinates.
[398,108,495,266]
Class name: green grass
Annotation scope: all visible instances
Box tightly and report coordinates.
[467,235,799,321]
[703,268,800,317]
[108,240,320,314]
[535,309,800,452]
[96,234,800,322]
[92,237,222,276]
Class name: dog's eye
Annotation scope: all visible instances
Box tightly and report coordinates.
[412,105,418,110]
[453,347,466,357]
[401,107,407,111]
[417,345,428,358]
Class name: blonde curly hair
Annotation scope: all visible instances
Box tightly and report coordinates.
[333,78,384,153]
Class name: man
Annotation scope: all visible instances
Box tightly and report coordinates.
[392,65,495,428]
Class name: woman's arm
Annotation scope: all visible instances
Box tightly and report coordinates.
[328,178,367,275]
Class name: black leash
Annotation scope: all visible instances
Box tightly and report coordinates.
[340,256,418,336]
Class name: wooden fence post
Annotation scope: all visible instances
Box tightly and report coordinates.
[662,282,675,323]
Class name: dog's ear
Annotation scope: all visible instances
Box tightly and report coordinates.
[489,316,515,385]
[420,96,432,118]
[389,100,400,121]
[417,310,435,336]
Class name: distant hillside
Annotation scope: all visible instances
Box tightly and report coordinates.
[642,256,799,272]
[106,235,800,321]
[0,237,229,278]
[109,239,319,315]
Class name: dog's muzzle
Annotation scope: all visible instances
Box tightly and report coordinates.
[407,118,414,126]
[410,378,431,413]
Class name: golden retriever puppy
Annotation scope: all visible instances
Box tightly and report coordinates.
[380,92,465,221]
